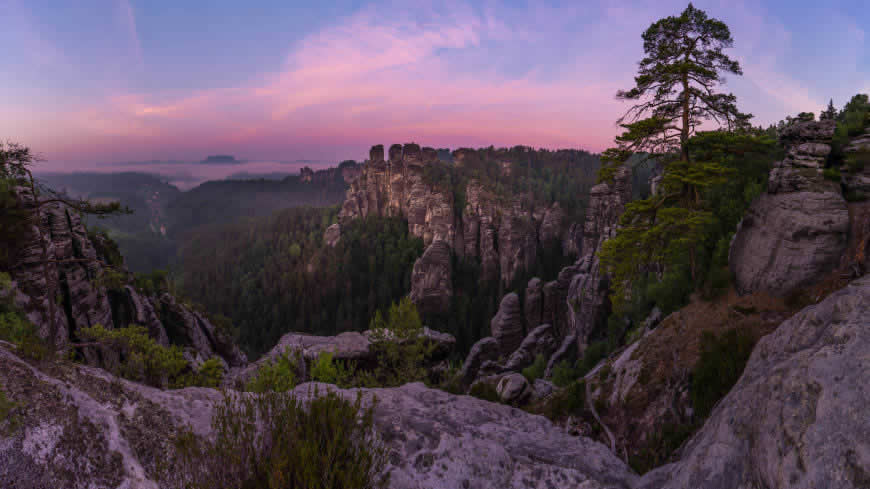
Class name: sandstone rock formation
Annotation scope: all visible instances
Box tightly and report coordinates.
[409,240,452,315]
[730,120,849,296]
[524,277,544,329]
[340,144,582,297]
[323,223,341,247]
[843,128,870,195]
[7,184,246,370]
[458,336,501,384]
[637,275,870,489]
[503,323,558,372]
[490,292,524,356]
[0,344,638,489]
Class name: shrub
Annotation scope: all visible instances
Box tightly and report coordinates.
[578,341,608,377]
[162,390,390,489]
[628,420,698,474]
[246,350,301,393]
[79,324,189,387]
[690,328,756,418]
[550,360,580,388]
[361,298,435,387]
[192,357,225,388]
[521,354,547,383]
[310,352,354,386]
[541,380,586,421]
[823,167,842,182]
[468,382,501,403]
[133,270,170,296]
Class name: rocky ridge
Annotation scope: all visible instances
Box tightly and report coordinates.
[6,184,246,371]
[339,144,581,314]
[460,165,632,385]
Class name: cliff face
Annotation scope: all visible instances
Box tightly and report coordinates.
[6,185,246,369]
[339,144,579,314]
[461,166,632,384]
[730,120,849,296]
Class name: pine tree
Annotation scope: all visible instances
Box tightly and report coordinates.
[610,3,751,163]
[820,99,837,120]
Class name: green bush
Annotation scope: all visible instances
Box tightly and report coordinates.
[246,350,301,393]
[79,324,190,387]
[468,382,501,403]
[133,270,170,296]
[541,380,586,421]
[578,341,608,377]
[550,360,580,387]
[162,390,390,489]
[690,329,756,418]
[310,352,354,386]
[521,354,547,383]
[360,298,435,388]
[823,167,842,182]
[191,357,225,388]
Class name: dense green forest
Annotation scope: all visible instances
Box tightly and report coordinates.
[177,207,423,357]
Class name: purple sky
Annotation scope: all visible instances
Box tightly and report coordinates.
[2,0,868,174]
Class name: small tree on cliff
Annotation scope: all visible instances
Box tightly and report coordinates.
[608,3,751,164]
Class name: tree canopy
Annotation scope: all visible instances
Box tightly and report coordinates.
[610,3,751,163]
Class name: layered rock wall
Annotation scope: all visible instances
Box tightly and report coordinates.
[7,185,246,369]
[730,120,849,296]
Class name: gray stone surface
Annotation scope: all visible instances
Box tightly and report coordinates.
[503,323,558,372]
[638,275,870,489]
[730,121,849,296]
[524,277,544,329]
[459,336,501,384]
[0,345,638,489]
[323,223,341,247]
[490,292,524,356]
[409,240,452,315]
[496,372,530,403]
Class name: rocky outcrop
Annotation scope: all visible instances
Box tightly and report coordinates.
[490,293,524,356]
[563,165,632,350]
[409,240,452,315]
[730,120,849,296]
[6,185,246,370]
[524,278,543,328]
[459,336,501,384]
[503,323,558,372]
[842,128,870,196]
[340,144,581,291]
[323,223,341,247]
[340,144,455,248]
[0,344,637,489]
[232,328,456,387]
[638,275,870,489]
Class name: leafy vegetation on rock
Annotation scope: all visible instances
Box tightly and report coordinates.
[162,390,389,489]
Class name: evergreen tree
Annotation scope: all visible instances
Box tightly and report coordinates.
[820,99,837,120]
[610,3,751,163]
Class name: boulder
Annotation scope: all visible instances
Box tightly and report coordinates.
[409,240,452,315]
[531,379,557,402]
[638,275,870,489]
[490,293,524,356]
[503,323,558,372]
[496,372,530,403]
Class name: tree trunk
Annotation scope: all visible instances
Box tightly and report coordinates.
[681,71,690,162]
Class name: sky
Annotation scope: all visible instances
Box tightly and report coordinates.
[2,0,868,176]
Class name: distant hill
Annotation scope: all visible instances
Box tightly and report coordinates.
[201,155,241,164]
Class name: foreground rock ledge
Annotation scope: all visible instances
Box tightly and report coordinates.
[638,274,870,489]
[0,345,635,489]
